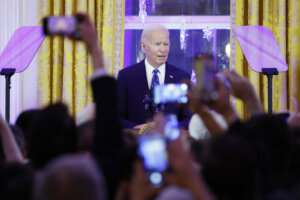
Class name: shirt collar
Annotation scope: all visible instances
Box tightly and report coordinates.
[145,59,166,74]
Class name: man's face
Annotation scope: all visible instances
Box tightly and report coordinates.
[142,29,170,68]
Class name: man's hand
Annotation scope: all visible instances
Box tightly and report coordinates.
[74,13,98,51]
[167,136,214,200]
[223,69,264,115]
[185,79,227,134]
[210,75,232,115]
[288,113,300,128]
[153,112,168,135]
[223,69,254,100]
[0,113,23,163]
[184,80,210,114]
[129,160,161,200]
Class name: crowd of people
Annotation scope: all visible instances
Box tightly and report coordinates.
[0,13,300,200]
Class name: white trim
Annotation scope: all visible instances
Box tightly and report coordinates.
[20,0,38,113]
[0,0,38,123]
[0,0,21,123]
[125,16,230,30]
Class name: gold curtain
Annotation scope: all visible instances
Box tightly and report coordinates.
[231,0,300,119]
[37,0,125,120]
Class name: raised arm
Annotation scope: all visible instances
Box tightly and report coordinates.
[223,69,264,116]
[76,13,124,200]
[75,13,104,71]
[0,114,23,163]
[186,80,226,136]
[167,135,215,200]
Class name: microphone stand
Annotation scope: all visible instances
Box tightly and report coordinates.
[0,68,16,122]
[143,89,166,122]
[143,90,154,120]
[262,68,278,114]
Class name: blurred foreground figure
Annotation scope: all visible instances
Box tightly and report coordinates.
[33,154,106,200]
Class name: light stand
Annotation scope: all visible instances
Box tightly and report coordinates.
[262,68,278,114]
[0,68,16,122]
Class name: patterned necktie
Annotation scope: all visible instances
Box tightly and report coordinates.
[150,69,160,90]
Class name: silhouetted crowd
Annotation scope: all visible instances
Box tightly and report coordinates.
[0,13,300,200]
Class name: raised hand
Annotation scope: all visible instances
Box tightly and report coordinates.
[223,69,264,115]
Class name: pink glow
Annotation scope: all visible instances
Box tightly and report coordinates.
[0,26,45,73]
[233,26,288,72]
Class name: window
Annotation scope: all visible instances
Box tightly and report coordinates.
[124,0,230,74]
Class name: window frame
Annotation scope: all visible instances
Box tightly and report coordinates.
[123,15,231,72]
[124,16,230,30]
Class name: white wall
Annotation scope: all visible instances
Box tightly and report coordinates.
[20,0,38,113]
[0,0,38,123]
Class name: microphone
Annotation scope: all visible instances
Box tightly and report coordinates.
[143,89,165,119]
[143,89,153,118]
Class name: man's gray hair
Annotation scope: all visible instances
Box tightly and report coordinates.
[141,24,169,44]
[33,154,107,200]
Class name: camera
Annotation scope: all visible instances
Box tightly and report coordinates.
[42,16,83,38]
[137,134,168,186]
[154,83,188,104]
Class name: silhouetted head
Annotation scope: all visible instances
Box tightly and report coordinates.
[16,109,40,141]
[245,114,293,174]
[28,103,77,169]
[0,162,34,200]
[202,134,257,200]
[76,120,95,152]
[0,125,26,160]
[34,154,106,200]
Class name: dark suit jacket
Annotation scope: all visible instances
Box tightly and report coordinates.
[117,60,191,129]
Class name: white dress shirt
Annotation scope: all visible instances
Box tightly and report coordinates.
[189,111,228,140]
[145,59,166,89]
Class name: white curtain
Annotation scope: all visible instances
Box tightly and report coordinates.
[0,0,38,123]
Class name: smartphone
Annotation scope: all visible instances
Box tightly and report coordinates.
[138,134,168,186]
[154,83,188,104]
[42,16,83,38]
[193,54,219,102]
[164,114,180,141]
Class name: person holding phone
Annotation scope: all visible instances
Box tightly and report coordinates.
[117,24,191,129]
[68,13,124,200]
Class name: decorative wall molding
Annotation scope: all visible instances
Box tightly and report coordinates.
[125,16,230,30]
[0,0,38,122]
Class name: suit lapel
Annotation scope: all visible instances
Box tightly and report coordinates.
[165,63,175,83]
[136,60,149,93]
[164,63,176,113]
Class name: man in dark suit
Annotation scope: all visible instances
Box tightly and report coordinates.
[117,24,191,129]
